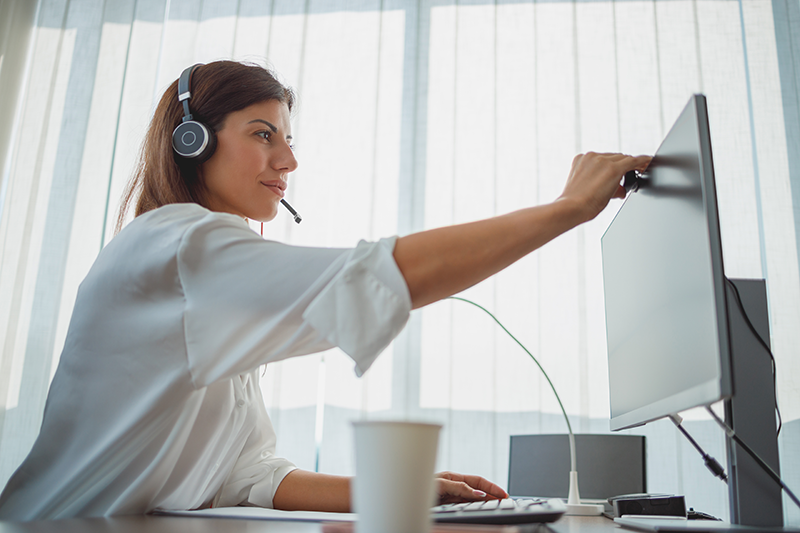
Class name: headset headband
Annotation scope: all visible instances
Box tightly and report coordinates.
[178,64,201,122]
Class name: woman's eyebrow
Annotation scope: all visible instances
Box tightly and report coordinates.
[248,119,292,140]
[248,119,278,132]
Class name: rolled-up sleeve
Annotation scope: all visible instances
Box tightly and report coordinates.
[303,238,411,377]
[214,452,297,509]
[178,213,412,386]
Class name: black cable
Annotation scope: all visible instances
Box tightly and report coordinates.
[724,278,782,436]
[732,433,800,510]
[669,415,728,484]
[705,407,800,511]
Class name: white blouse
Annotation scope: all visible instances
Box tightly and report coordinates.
[0,204,411,521]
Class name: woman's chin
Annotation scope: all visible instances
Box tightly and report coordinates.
[252,209,279,224]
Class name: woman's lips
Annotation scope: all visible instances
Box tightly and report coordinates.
[261,181,286,198]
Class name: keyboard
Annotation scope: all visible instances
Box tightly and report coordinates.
[431,497,567,525]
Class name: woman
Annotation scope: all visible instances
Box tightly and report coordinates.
[0,61,649,521]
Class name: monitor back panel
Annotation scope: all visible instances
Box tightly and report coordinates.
[508,434,645,500]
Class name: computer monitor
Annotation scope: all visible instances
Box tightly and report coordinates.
[603,95,731,431]
[601,95,783,527]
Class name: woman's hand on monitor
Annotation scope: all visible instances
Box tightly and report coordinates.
[558,152,651,223]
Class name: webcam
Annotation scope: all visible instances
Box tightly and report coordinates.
[623,170,644,193]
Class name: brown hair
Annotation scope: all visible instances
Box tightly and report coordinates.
[115,60,295,234]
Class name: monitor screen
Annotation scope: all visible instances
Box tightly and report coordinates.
[602,95,732,431]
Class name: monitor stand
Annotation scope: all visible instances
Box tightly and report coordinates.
[725,279,783,527]
[615,280,789,533]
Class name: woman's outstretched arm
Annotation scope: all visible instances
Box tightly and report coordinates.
[394,152,650,309]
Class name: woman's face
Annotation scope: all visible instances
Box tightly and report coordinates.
[201,99,298,222]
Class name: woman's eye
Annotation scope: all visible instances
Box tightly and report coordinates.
[257,130,272,141]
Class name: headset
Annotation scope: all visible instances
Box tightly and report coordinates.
[172,64,217,163]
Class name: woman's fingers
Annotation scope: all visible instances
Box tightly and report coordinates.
[455,474,508,499]
[435,471,508,504]
[436,479,486,504]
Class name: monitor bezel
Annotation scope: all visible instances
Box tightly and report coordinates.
[604,94,733,431]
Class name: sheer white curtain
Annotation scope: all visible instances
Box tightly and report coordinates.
[1,0,798,524]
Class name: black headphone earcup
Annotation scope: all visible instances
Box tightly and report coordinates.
[172,120,217,163]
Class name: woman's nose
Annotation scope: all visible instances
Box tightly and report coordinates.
[275,143,298,173]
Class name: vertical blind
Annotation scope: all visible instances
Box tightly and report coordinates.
[0,0,798,523]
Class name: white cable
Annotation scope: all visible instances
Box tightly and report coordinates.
[704,407,735,438]
[447,297,603,516]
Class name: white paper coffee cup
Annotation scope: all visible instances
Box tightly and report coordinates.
[352,421,441,533]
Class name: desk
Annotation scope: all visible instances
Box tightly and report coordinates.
[0,515,619,533]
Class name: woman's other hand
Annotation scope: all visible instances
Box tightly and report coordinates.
[435,471,509,505]
[558,152,651,224]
